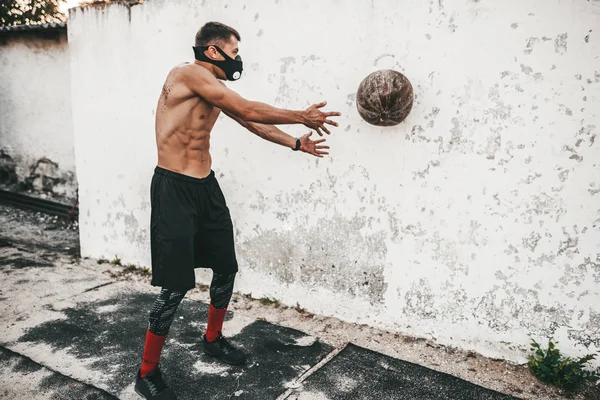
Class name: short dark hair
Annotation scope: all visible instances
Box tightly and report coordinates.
[195,22,241,47]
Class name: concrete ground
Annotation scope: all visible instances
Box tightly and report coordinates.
[1,204,596,400]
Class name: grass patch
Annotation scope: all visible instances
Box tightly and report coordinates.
[259,296,281,307]
[110,256,121,266]
[124,263,137,272]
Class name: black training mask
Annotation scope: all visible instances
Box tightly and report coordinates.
[193,45,243,81]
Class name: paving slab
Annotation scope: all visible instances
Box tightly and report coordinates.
[0,346,118,400]
[0,244,115,343]
[289,343,521,400]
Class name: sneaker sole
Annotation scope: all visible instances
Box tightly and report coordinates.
[134,387,146,398]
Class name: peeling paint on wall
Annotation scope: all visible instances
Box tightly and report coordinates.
[238,214,388,305]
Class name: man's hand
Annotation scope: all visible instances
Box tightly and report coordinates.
[299,132,330,158]
[303,101,341,136]
[223,110,331,157]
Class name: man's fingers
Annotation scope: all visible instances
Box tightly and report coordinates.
[321,124,331,135]
[326,111,341,117]
[315,101,327,108]
[324,119,339,127]
[314,138,326,144]
[315,127,324,136]
[316,145,330,149]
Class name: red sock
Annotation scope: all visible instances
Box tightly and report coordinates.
[206,303,227,342]
[140,329,167,378]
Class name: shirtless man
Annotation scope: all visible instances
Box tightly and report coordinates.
[134,22,341,399]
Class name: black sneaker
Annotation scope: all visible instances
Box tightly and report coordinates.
[134,365,178,399]
[203,333,247,365]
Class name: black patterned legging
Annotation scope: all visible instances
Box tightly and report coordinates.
[148,272,237,336]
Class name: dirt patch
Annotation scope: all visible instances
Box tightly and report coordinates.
[0,205,78,255]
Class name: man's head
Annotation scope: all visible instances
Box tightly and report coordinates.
[195,22,241,64]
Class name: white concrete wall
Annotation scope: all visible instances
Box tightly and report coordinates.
[0,30,76,199]
[68,0,600,366]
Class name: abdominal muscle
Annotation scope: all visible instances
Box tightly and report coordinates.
[155,68,221,179]
[156,129,214,178]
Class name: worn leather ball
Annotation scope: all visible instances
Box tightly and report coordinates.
[356,69,414,126]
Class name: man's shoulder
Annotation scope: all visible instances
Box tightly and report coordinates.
[173,62,213,82]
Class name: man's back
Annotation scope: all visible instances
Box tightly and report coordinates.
[155,63,221,179]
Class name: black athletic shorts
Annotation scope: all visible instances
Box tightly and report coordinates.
[149,166,238,291]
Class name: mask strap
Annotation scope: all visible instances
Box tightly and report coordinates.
[212,46,234,61]
[194,45,232,61]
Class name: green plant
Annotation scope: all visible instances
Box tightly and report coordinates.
[124,263,137,272]
[527,336,600,392]
[110,256,121,266]
[259,297,280,307]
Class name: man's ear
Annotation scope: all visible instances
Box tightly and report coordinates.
[207,45,219,60]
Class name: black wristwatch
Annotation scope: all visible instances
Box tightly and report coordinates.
[292,138,301,151]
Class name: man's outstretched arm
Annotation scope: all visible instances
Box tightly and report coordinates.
[185,66,340,135]
[222,110,330,158]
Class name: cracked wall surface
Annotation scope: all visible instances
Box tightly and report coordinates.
[0,31,76,200]
[69,0,600,366]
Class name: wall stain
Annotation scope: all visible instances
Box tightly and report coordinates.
[279,57,295,74]
[557,233,578,257]
[568,311,600,348]
[402,223,426,237]
[522,232,541,252]
[425,107,440,128]
[523,36,552,55]
[560,257,592,287]
[237,215,388,304]
[483,131,502,160]
[474,281,569,338]
[407,125,431,143]
[403,279,436,319]
[413,160,440,180]
[521,172,542,184]
[554,33,568,54]
[520,192,566,224]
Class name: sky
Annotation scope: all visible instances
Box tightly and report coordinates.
[59,0,83,13]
